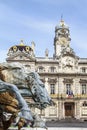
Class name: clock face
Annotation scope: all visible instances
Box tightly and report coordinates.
[59,37,67,45]
[58,28,69,36]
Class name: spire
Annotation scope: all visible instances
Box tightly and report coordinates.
[60,15,65,27]
[61,14,63,21]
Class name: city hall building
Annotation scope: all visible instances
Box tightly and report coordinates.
[6,19,87,121]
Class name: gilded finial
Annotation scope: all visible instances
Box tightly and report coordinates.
[60,14,65,27]
[19,39,24,46]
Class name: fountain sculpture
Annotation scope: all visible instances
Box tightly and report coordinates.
[0,62,54,130]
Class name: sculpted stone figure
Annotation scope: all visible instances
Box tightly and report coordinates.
[0,62,53,130]
[0,79,33,130]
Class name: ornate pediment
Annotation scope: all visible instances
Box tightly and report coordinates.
[59,48,79,72]
[48,78,57,83]
[79,79,87,83]
[6,51,35,62]
[63,78,73,84]
[61,46,76,58]
[60,56,76,69]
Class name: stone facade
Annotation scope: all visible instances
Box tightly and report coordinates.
[6,20,87,121]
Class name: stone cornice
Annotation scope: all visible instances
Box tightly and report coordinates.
[48,78,57,83]
[79,79,87,83]
[63,78,73,84]
[39,72,87,77]
[36,60,59,64]
[6,51,36,62]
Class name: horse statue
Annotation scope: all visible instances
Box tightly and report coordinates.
[0,62,53,108]
[0,62,54,130]
[0,79,33,130]
[25,71,53,109]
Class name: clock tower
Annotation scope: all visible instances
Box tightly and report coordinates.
[54,19,71,58]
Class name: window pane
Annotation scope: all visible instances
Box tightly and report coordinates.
[39,66,43,72]
[82,68,86,73]
[50,67,55,72]
[50,84,55,94]
[66,84,73,97]
[82,84,86,94]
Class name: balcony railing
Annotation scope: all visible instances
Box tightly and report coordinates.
[50,94,87,99]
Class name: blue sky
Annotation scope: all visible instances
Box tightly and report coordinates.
[0,0,87,62]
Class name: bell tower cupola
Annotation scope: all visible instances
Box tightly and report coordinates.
[54,18,71,58]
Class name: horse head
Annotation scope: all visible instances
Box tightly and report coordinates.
[26,72,54,109]
[0,62,55,129]
[0,62,54,109]
[0,62,27,85]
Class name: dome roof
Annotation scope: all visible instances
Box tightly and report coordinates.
[7,40,34,56]
[55,19,69,30]
[8,40,33,52]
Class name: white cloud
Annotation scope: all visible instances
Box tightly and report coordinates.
[0,2,56,34]
[0,50,7,62]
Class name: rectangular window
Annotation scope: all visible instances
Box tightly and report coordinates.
[50,67,55,73]
[50,84,55,94]
[39,67,43,72]
[82,84,86,95]
[66,84,73,97]
[82,68,86,73]
[66,84,71,93]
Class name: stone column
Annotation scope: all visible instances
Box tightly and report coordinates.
[75,101,80,119]
[58,101,63,120]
